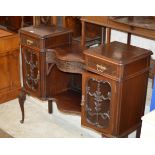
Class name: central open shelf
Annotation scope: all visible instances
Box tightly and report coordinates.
[53,89,81,115]
[48,65,82,115]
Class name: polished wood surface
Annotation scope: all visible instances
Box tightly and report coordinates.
[19,25,83,122]
[53,89,81,115]
[0,16,33,32]
[19,22,152,137]
[81,16,155,44]
[84,41,152,64]
[0,29,21,104]
[81,16,155,82]
[82,41,152,137]
[47,41,85,74]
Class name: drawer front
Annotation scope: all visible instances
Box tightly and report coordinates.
[21,34,40,49]
[85,56,118,77]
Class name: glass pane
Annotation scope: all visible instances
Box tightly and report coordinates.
[23,48,39,92]
[86,77,111,128]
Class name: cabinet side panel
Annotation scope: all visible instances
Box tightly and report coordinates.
[0,50,20,103]
[46,65,71,97]
[0,53,10,92]
[9,49,21,90]
[118,72,148,135]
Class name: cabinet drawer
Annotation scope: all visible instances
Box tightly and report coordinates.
[21,35,40,49]
[85,55,118,77]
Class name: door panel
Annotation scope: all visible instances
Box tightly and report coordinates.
[22,47,40,97]
[0,55,10,93]
[82,71,115,134]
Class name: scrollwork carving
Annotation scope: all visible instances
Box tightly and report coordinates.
[24,49,39,91]
[85,78,111,128]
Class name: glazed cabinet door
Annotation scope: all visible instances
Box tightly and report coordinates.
[81,71,116,135]
[21,47,40,97]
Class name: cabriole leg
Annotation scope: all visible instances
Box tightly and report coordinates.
[48,100,53,114]
[18,89,26,123]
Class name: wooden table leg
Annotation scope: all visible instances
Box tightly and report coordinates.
[136,126,141,138]
[48,100,53,114]
[127,33,131,45]
[106,27,111,44]
[81,21,86,47]
[101,27,106,45]
[18,89,26,123]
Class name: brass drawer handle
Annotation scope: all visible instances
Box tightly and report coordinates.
[96,64,107,72]
[27,39,34,45]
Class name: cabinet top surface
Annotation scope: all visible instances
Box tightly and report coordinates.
[84,41,152,64]
[109,16,155,31]
[81,16,155,31]
[20,25,72,38]
[0,29,14,38]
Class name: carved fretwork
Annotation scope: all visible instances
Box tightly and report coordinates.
[86,78,111,128]
[24,49,39,91]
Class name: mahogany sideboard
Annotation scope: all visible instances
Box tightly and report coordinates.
[18,24,152,138]
[0,29,21,104]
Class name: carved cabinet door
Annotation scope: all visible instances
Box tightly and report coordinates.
[81,71,116,134]
[21,47,40,97]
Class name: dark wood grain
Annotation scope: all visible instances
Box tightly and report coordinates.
[0,29,21,104]
[82,41,152,137]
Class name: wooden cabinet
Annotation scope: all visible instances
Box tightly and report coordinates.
[20,25,72,98]
[19,23,152,138]
[0,16,33,32]
[0,29,21,103]
[82,41,152,137]
[19,25,73,123]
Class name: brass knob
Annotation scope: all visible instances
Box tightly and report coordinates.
[96,64,106,72]
[27,39,33,45]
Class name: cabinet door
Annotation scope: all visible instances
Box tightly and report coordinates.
[22,47,40,97]
[81,71,116,134]
[0,50,20,103]
[0,54,11,93]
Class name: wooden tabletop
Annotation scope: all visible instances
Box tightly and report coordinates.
[0,29,13,38]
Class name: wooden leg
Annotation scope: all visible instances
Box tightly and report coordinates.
[48,100,53,114]
[18,89,26,124]
[106,27,111,44]
[136,126,141,138]
[101,134,108,138]
[81,21,86,47]
[122,135,128,138]
[101,27,106,45]
[127,33,131,45]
